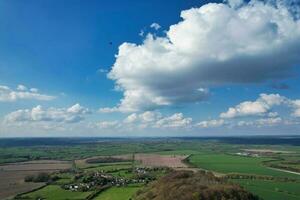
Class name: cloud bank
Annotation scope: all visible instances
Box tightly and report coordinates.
[196,93,300,129]
[2,93,300,136]
[103,0,300,112]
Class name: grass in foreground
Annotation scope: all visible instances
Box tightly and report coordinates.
[94,185,141,200]
[232,179,300,200]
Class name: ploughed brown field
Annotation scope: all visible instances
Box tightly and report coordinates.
[0,160,71,200]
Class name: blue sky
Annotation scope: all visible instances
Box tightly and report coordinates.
[0,0,300,137]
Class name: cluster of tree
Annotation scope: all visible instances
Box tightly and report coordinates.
[283,160,300,165]
[24,172,58,183]
[134,170,260,200]
[86,157,130,164]
[59,168,77,174]
[226,173,297,182]
[268,163,300,173]
[82,174,110,186]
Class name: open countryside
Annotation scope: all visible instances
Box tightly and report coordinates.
[1,0,300,199]
[0,137,300,200]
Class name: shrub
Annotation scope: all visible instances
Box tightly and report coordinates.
[24,172,52,183]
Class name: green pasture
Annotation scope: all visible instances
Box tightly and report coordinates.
[109,169,134,178]
[93,185,141,200]
[21,185,93,200]
[189,153,300,178]
[232,179,300,200]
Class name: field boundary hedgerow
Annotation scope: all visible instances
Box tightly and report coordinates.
[86,185,111,200]
[13,183,48,199]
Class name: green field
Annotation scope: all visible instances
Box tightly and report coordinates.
[189,153,300,178]
[94,186,141,200]
[21,185,93,200]
[109,169,134,178]
[54,173,74,185]
[0,140,219,164]
[232,179,300,200]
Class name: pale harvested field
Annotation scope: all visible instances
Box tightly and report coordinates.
[77,154,222,177]
[75,154,188,169]
[0,160,71,199]
[133,154,221,175]
[134,154,188,168]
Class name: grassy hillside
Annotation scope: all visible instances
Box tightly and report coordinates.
[231,179,300,200]
[134,170,259,200]
[94,186,141,200]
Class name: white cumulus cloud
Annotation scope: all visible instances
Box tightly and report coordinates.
[17,84,27,91]
[0,85,55,102]
[95,121,119,129]
[220,93,286,118]
[155,113,192,128]
[124,111,192,129]
[4,104,90,124]
[196,119,225,128]
[150,23,161,30]
[291,100,300,117]
[256,117,282,126]
[220,93,300,119]
[105,0,300,112]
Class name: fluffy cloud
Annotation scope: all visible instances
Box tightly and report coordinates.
[236,117,282,127]
[220,93,300,119]
[197,116,285,129]
[196,119,225,128]
[123,113,138,123]
[256,117,282,126]
[104,0,300,112]
[150,23,161,30]
[0,85,55,102]
[30,88,39,93]
[4,104,90,124]
[226,0,244,8]
[97,68,108,73]
[123,111,192,129]
[220,101,269,118]
[80,111,193,136]
[98,107,119,113]
[94,121,119,129]
[291,100,300,117]
[17,84,27,91]
[195,93,300,129]
[155,113,192,128]
[220,93,285,118]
